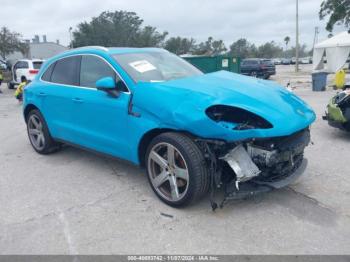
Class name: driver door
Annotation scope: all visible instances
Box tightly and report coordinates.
[70,55,132,160]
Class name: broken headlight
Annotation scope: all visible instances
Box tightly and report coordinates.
[206,105,273,130]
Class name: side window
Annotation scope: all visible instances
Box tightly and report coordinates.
[16,61,29,69]
[22,62,29,69]
[14,61,28,69]
[41,62,56,82]
[51,56,80,85]
[80,55,116,88]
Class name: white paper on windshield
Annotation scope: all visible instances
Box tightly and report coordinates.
[129,60,156,73]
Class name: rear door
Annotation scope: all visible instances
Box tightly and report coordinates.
[241,60,259,75]
[262,60,276,75]
[70,55,131,159]
[14,61,29,82]
[39,56,81,140]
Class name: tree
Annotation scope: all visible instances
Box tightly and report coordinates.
[72,11,167,47]
[0,27,29,60]
[194,37,227,56]
[136,26,168,47]
[283,44,309,58]
[320,0,350,31]
[228,38,257,58]
[164,37,196,55]
[211,39,227,55]
[256,41,283,58]
[194,37,213,55]
[284,36,291,51]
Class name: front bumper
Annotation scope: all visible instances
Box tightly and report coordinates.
[323,98,348,130]
[323,113,346,130]
[216,129,310,201]
[224,159,307,200]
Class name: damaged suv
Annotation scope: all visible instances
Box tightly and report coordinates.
[23,47,315,207]
[323,90,350,131]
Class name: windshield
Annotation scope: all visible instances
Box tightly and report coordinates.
[113,52,203,83]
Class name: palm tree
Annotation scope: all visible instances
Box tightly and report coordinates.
[284,36,291,51]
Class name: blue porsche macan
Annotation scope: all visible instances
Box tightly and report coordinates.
[23,47,316,207]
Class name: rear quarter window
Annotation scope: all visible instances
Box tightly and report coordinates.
[15,61,29,69]
[41,62,56,82]
[51,56,80,85]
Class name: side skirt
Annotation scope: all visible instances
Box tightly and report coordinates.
[54,138,141,169]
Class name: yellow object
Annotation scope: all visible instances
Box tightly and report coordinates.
[15,81,26,97]
[335,69,346,89]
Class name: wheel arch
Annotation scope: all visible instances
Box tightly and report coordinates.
[138,128,197,167]
[138,128,174,167]
[23,104,39,122]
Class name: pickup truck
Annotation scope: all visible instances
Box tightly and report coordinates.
[240,59,276,79]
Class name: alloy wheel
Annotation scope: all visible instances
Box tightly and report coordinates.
[147,142,190,202]
[28,114,45,151]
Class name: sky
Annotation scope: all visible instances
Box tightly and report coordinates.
[1,0,346,49]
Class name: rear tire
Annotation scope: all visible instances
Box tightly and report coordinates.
[26,109,61,154]
[8,82,14,89]
[145,132,209,207]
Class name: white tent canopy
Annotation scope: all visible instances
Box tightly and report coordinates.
[313,31,350,72]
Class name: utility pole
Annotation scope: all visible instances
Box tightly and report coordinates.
[313,27,319,49]
[295,0,299,72]
[69,27,73,49]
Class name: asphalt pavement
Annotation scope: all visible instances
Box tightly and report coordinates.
[1,65,350,254]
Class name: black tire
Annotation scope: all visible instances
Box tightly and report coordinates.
[145,132,209,207]
[343,122,350,132]
[264,74,270,79]
[8,82,14,89]
[26,109,61,154]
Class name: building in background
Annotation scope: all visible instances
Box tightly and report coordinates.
[7,35,68,64]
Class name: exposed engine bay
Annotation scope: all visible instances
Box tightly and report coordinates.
[196,128,311,210]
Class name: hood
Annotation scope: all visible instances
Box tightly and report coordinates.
[132,70,316,141]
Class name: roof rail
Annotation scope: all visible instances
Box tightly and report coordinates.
[74,46,109,52]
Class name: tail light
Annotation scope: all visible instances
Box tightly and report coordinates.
[29,69,39,74]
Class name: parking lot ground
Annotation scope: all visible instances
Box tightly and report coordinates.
[1,65,350,254]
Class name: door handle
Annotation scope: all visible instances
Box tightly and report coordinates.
[72,97,84,103]
[38,92,47,97]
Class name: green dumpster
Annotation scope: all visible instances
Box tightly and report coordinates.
[183,56,241,74]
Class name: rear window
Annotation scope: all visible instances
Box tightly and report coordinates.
[33,61,43,69]
[51,56,80,86]
[242,60,258,65]
[262,60,273,65]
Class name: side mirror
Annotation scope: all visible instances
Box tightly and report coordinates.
[96,77,119,97]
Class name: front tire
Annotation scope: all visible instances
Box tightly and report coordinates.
[145,132,209,207]
[26,109,61,154]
